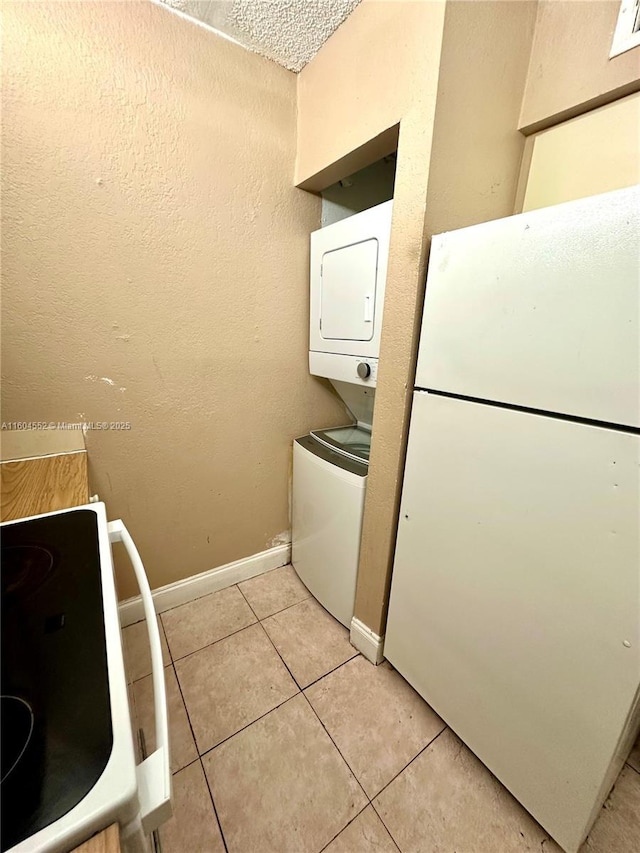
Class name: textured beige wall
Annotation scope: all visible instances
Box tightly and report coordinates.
[520,0,640,133]
[357,0,538,635]
[422,1,539,236]
[297,0,447,636]
[521,92,640,211]
[296,0,443,187]
[297,0,538,637]
[1,0,346,599]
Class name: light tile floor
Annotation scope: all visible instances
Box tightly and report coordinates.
[123,564,640,853]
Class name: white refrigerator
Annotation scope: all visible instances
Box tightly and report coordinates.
[384,186,640,853]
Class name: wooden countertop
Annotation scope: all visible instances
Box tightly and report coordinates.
[0,429,88,521]
[72,823,120,853]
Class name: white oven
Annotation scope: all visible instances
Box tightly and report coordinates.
[1,503,171,853]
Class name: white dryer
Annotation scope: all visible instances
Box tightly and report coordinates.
[309,200,393,388]
[294,201,392,628]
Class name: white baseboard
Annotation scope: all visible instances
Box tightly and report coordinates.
[119,543,291,627]
[350,616,385,665]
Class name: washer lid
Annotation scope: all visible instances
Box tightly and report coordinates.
[310,424,371,464]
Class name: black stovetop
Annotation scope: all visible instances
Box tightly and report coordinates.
[1,510,113,851]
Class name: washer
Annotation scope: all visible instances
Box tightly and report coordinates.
[291,427,370,628]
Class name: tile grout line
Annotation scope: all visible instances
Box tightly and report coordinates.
[300,650,361,691]
[150,564,292,620]
[237,585,308,692]
[238,581,379,823]
[237,581,361,692]
[371,725,448,804]
[251,604,373,853]
[192,637,359,761]
[237,582,316,630]
[134,584,364,851]
[236,564,313,621]
[299,689,371,807]
[128,620,229,851]
[158,614,176,664]
[128,662,172,688]
[368,800,403,853]
[193,674,368,853]
[142,637,434,852]
[248,591,313,622]
[166,647,222,763]
[127,679,141,765]
[365,727,450,853]
[157,617,168,654]
[168,619,258,666]
[139,594,640,853]
[175,585,303,761]
[168,659,203,772]
[198,755,230,853]
[167,647,230,853]
[232,585,376,847]
[193,590,367,761]
[236,582,261,622]
[165,584,316,668]
[316,800,372,853]
[173,755,200,773]
[198,691,303,760]
[166,580,432,853]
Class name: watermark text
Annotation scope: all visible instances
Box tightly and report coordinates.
[1,422,132,431]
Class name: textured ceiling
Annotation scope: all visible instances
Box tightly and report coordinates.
[158,0,361,72]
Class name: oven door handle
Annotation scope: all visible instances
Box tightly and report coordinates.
[108,520,172,834]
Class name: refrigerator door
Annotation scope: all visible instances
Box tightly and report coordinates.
[415,186,640,429]
[385,392,640,853]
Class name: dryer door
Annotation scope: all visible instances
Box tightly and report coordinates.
[320,239,378,342]
[310,200,393,360]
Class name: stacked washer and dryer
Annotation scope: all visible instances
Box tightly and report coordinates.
[291,200,393,628]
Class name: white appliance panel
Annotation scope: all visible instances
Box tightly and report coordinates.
[321,239,378,341]
[385,392,640,853]
[310,200,392,361]
[3,504,171,853]
[292,438,366,628]
[308,351,378,387]
[416,186,640,428]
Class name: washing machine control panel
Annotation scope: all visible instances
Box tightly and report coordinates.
[309,352,379,387]
[356,360,377,382]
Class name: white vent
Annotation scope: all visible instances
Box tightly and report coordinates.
[610,0,640,57]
